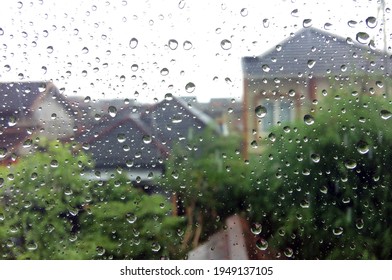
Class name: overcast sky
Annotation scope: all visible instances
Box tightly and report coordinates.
[0,0,389,103]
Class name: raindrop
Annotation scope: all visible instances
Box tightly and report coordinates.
[307,59,316,69]
[288,89,296,97]
[333,227,343,236]
[50,160,59,168]
[256,238,268,250]
[126,213,137,224]
[356,140,369,154]
[0,28,3,35]
[151,242,161,252]
[284,248,293,258]
[262,18,269,28]
[185,82,195,93]
[17,1,23,9]
[380,109,392,120]
[251,140,258,148]
[311,153,320,163]
[82,47,89,54]
[172,116,182,123]
[41,66,47,74]
[341,65,347,72]
[131,64,138,71]
[366,16,377,28]
[165,93,173,100]
[344,159,357,169]
[160,68,169,76]
[304,114,314,125]
[120,75,126,82]
[8,116,17,127]
[117,133,126,143]
[255,105,267,118]
[47,46,54,54]
[26,242,38,251]
[108,106,117,117]
[142,135,152,144]
[82,143,90,150]
[4,65,10,72]
[348,20,357,28]
[300,199,310,208]
[168,39,178,50]
[251,223,262,235]
[0,147,7,159]
[178,0,185,9]
[303,19,312,28]
[84,96,91,103]
[376,81,383,88]
[291,9,299,17]
[356,219,364,230]
[268,133,276,142]
[96,246,105,256]
[183,40,192,50]
[18,73,24,80]
[220,39,232,50]
[129,38,138,49]
[356,32,370,44]
[240,8,248,17]
[262,64,270,72]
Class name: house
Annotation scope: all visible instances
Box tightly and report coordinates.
[0,81,78,162]
[241,27,392,158]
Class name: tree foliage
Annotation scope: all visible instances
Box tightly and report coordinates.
[249,92,392,259]
[0,140,183,259]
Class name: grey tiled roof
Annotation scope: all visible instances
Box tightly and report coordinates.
[242,27,391,79]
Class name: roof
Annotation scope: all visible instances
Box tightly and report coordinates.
[74,112,168,170]
[242,27,392,79]
[141,96,220,149]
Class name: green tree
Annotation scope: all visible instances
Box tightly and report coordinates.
[249,92,392,259]
[0,140,183,259]
[159,129,252,250]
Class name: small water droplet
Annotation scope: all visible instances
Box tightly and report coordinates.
[356,32,370,44]
[27,242,38,251]
[380,109,392,120]
[50,160,59,168]
[291,9,299,17]
[304,114,314,125]
[300,199,310,208]
[356,140,369,154]
[185,82,195,93]
[220,39,232,50]
[108,106,117,117]
[117,133,126,143]
[142,135,152,144]
[96,246,105,256]
[311,153,320,163]
[126,212,137,224]
[178,0,185,9]
[251,140,258,148]
[262,64,270,72]
[151,242,161,252]
[165,93,173,100]
[120,75,126,82]
[47,46,54,53]
[82,47,89,54]
[251,223,262,235]
[8,116,17,127]
[131,64,138,71]
[160,68,169,76]
[348,20,357,28]
[0,147,8,159]
[168,39,178,50]
[262,18,269,28]
[284,247,293,258]
[307,59,316,69]
[255,105,267,118]
[356,219,364,230]
[366,16,377,28]
[129,38,138,49]
[240,8,248,17]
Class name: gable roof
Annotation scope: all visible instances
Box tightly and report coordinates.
[242,27,392,79]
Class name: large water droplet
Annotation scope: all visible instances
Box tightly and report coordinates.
[333,227,343,236]
[183,40,192,50]
[220,39,232,50]
[185,82,195,93]
[356,32,370,44]
[108,106,117,117]
[178,0,185,9]
[262,64,270,72]
[96,246,105,256]
[284,247,293,257]
[356,140,369,154]
[117,133,126,143]
[120,75,126,82]
[142,135,152,144]
[380,109,392,120]
[303,114,314,125]
[344,159,357,169]
[165,93,173,101]
[311,153,320,163]
[255,105,267,118]
[366,16,377,28]
[160,68,169,76]
[251,223,262,235]
[300,199,310,208]
[355,218,364,230]
[168,39,178,50]
[129,38,138,49]
[151,242,161,252]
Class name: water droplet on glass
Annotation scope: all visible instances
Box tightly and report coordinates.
[160,68,169,76]
[165,93,173,101]
[348,20,357,28]
[256,238,268,250]
[300,199,310,208]
[311,153,320,163]
[47,46,54,54]
[82,142,90,150]
[168,39,178,50]
[324,22,332,30]
[356,32,370,44]
[0,147,7,159]
[356,140,369,154]
[27,242,38,251]
[251,140,258,148]
[82,47,89,54]
[262,18,269,28]
[303,19,312,28]
[255,105,267,118]
[344,159,357,169]
[356,219,364,230]
[220,39,232,50]
[262,64,270,72]
[50,160,59,168]
[126,212,137,224]
[108,106,117,117]
[304,114,314,125]
[380,109,392,120]
[268,133,276,142]
[131,64,138,71]
[172,116,182,123]
[366,16,377,28]
[120,75,126,82]
[151,242,161,252]
[4,65,10,72]
[251,223,262,235]
[183,40,192,50]
[96,246,105,256]
[142,135,152,144]
[185,82,195,93]
[376,81,383,88]
[178,0,185,9]
[307,59,316,69]
[341,64,347,72]
[117,133,126,143]
[333,227,344,236]
[240,8,248,17]
[129,38,138,49]
[291,9,299,17]
[284,247,293,257]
